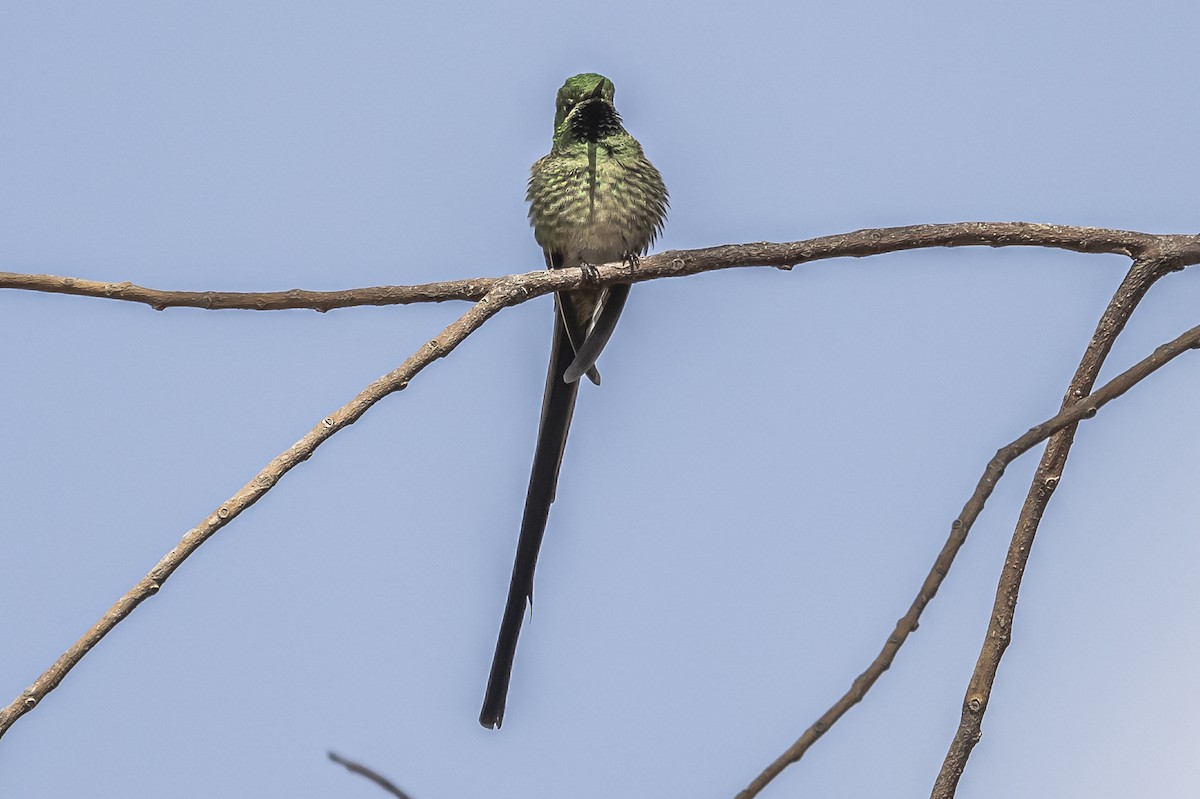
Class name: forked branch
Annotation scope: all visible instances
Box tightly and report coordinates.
[2,225,1198,789]
[0,280,516,737]
[737,258,1188,799]
[930,254,1173,797]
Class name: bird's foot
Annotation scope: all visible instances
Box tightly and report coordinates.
[622,252,640,275]
[580,262,600,284]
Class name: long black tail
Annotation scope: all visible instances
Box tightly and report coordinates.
[480,311,580,728]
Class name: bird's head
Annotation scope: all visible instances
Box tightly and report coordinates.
[552,73,622,143]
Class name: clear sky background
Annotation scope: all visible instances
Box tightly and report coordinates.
[3,2,1199,797]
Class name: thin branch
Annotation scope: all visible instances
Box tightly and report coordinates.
[0,280,524,739]
[735,284,1200,799]
[931,255,1174,797]
[0,271,495,310]
[3,223,1197,311]
[3,223,1197,745]
[328,751,414,799]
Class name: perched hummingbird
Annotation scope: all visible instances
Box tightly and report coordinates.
[480,73,668,729]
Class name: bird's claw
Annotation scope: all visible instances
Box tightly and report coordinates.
[580,262,600,284]
[622,252,640,274]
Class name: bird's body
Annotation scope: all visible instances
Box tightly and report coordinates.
[528,131,667,270]
[480,73,667,729]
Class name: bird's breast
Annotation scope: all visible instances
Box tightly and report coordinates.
[529,148,663,268]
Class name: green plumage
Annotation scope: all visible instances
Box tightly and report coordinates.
[527,73,668,271]
[480,74,667,729]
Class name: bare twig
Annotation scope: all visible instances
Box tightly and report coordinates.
[736,271,1197,799]
[931,255,1175,797]
[0,280,522,738]
[328,751,414,799]
[3,223,1198,312]
[0,271,493,310]
[3,223,1197,747]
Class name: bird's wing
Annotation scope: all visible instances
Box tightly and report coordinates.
[563,283,630,384]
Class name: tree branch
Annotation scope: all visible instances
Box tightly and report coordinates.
[0,270,492,310]
[3,223,1196,311]
[736,273,1198,798]
[0,280,523,738]
[931,254,1175,797]
[3,222,1197,756]
[328,751,414,799]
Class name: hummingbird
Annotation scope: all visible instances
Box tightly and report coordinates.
[480,73,668,729]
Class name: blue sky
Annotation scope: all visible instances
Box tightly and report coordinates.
[2,2,1199,797]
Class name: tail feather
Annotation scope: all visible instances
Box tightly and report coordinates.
[480,312,580,729]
